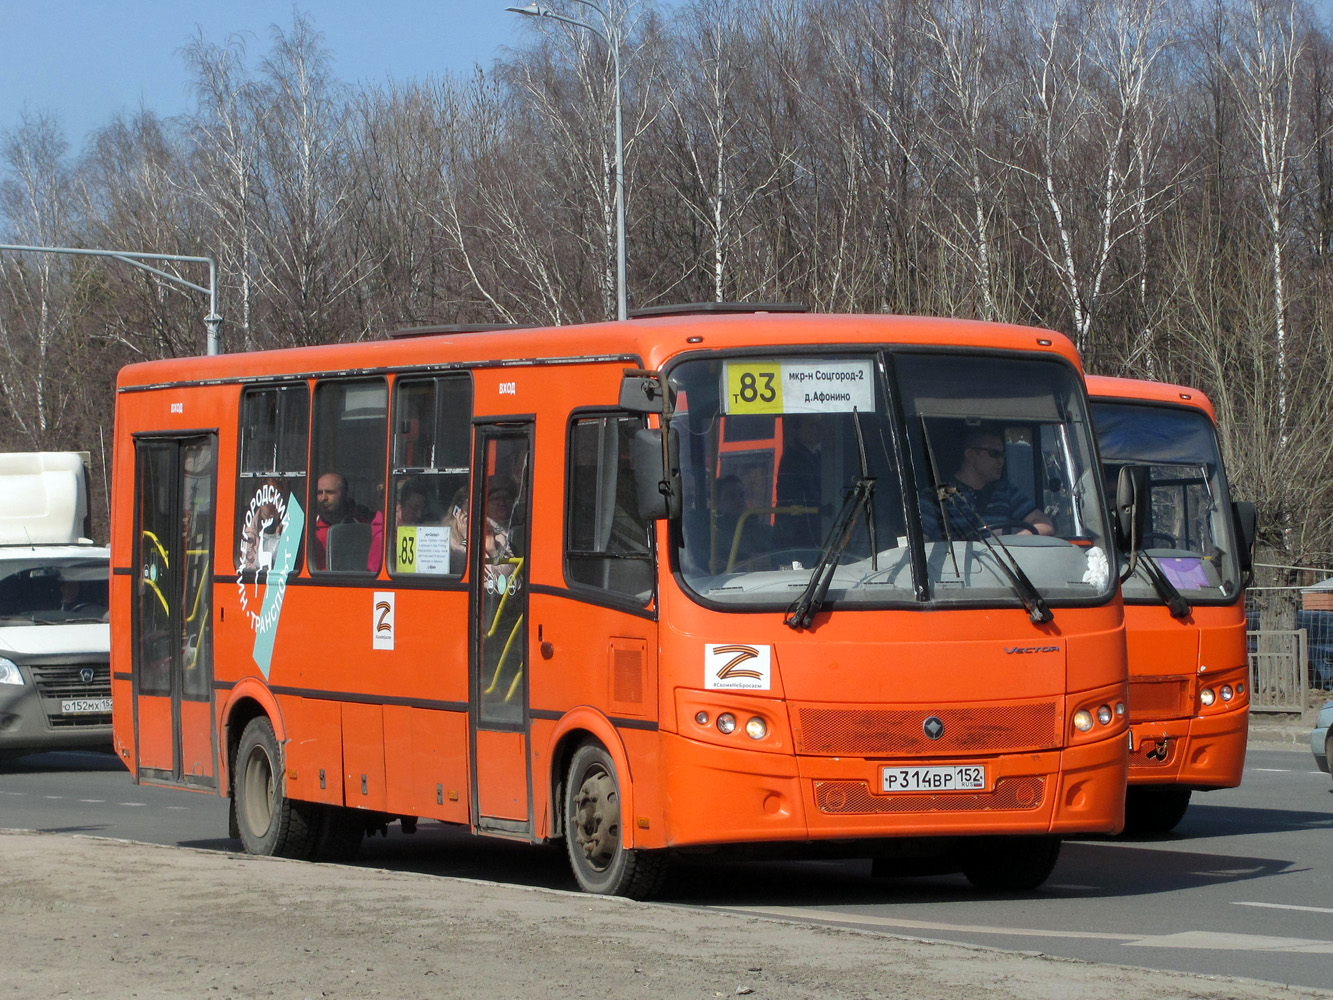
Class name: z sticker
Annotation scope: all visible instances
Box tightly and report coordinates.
[373,591,395,651]
[705,643,771,691]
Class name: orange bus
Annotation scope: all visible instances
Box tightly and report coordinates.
[1087,375,1256,833]
[111,308,1137,897]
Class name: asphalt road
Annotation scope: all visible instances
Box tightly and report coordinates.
[2,743,1330,991]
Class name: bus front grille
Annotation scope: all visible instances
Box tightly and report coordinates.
[30,662,112,728]
[791,702,1060,756]
[1127,677,1193,723]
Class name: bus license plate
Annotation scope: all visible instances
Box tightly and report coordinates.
[881,765,986,793]
[61,698,112,714]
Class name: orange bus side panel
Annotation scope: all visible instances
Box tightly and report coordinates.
[382,705,470,824]
[475,729,528,821]
[179,699,215,781]
[341,703,386,811]
[280,696,345,806]
[135,694,174,772]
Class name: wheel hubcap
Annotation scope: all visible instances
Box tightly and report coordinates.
[241,747,275,838]
[572,767,618,871]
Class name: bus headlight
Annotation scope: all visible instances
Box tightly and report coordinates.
[694,711,710,726]
[1097,705,1113,726]
[716,713,737,735]
[745,717,767,740]
[1200,688,1216,707]
[1074,709,1094,732]
[1220,685,1234,702]
[0,658,23,686]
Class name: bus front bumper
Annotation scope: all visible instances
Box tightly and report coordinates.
[655,729,1126,849]
[1128,709,1248,790]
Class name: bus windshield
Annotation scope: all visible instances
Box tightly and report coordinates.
[1092,400,1242,603]
[670,351,1113,611]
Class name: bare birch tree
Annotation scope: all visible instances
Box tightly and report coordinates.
[1222,0,1306,449]
[1015,0,1174,367]
[183,30,262,351]
[0,112,79,446]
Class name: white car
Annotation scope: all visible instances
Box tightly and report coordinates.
[0,454,112,760]
[1312,698,1333,779]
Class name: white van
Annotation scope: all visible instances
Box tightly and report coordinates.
[0,453,111,759]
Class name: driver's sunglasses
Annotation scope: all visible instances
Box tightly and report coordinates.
[973,446,1006,459]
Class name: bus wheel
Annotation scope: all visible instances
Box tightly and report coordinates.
[960,836,1061,891]
[564,743,667,899]
[1123,787,1191,835]
[234,717,318,859]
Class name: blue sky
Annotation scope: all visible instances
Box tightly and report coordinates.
[0,2,533,152]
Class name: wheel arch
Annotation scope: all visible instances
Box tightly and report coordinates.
[542,706,634,846]
[220,679,284,795]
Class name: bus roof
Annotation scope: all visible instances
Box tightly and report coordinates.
[1085,374,1216,422]
[116,313,1082,390]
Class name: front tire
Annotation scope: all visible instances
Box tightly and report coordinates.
[1122,786,1192,835]
[234,717,319,859]
[564,743,666,899]
[960,836,1062,891]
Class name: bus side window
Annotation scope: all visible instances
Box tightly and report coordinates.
[235,384,309,576]
[309,378,388,575]
[566,413,653,602]
[389,373,473,577]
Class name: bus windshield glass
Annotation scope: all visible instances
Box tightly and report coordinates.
[669,351,1113,611]
[1092,400,1242,603]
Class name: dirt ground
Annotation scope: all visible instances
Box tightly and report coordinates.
[1,830,1328,1000]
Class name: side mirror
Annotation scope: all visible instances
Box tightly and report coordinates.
[1232,500,1257,576]
[1114,464,1149,556]
[619,369,669,414]
[630,427,681,521]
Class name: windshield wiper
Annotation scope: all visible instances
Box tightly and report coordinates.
[937,487,1053,625]
[784,408,878,630]
[785,475,875,630]
[1136,553,1191,618]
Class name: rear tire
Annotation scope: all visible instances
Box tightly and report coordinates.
[960,836,1061,891]
[234,717,318,859]
[564,743,667,899]
[1122,786,1191,835]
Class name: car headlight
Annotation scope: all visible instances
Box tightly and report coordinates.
[0,657,24,686]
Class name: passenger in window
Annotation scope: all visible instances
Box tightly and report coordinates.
[311,472,384,572]
[445,486,469,574]
[395,479,429,526]
[927,426,1054,538]
[483,485,518,596]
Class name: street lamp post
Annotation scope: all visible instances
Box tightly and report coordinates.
[507,1,628,322]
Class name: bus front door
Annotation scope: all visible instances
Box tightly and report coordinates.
[131,435,217,788]
[469,424,533,835]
